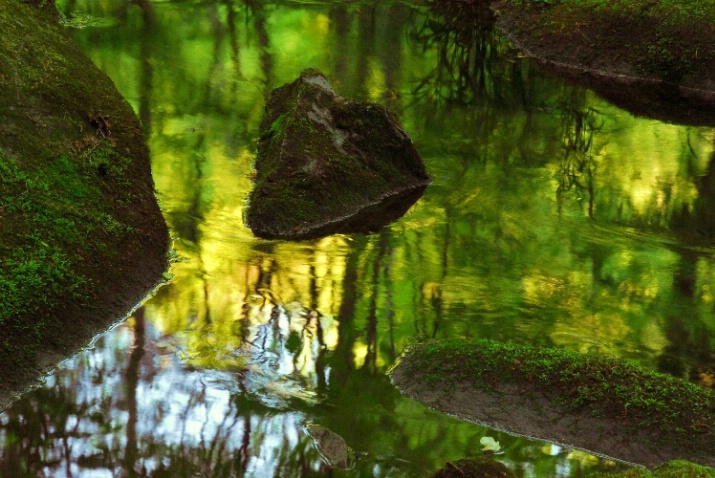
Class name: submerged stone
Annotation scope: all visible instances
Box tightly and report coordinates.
[428,458,516,478]
[246,68,430,240]
[305,424,354,470]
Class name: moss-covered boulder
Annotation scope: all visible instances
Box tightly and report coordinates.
[389,339,715,468]
[492,0,715,123]
[588,460,715,477]
[246,68,430,240]
[0,0,168,409]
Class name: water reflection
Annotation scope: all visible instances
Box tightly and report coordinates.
[3,0,715,476]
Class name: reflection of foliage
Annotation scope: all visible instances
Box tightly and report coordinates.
[412,0,509,106]
[10,0,715,476]
[556,95,603,217]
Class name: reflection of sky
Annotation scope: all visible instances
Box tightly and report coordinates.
[0,300,628,477]
[1,318,328,478]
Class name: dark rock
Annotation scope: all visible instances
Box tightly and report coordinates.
[246,68,430,240]
[305,424,354,470]
[428,458,516,478]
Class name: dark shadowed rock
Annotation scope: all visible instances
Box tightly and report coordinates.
[246,68,430,240]
[428,458,516,478]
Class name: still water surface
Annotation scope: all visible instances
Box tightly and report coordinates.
[2,1,715,476]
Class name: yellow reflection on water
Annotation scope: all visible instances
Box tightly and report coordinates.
[591,112,713,224]
[68,0,715,395]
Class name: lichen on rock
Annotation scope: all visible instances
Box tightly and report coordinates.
[246,68,430,240]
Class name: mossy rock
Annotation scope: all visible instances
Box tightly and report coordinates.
[0,0,168,409]
[246,68,430,240]
[588,460,715,477]
[390,339,715,468]
[491,0,715,124]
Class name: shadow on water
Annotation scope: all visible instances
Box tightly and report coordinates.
[3,0,715,475]
[538,62,715,127]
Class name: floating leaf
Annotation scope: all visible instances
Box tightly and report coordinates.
[480,436,502,453]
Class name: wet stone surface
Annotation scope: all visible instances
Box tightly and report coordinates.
[246,68,430,240]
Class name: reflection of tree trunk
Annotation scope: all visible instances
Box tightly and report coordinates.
[246,1,273,98]
[356,6,375,98]
[671,148,715,242]
[555,95,600,218]
[365,231,390,373]
[225,0,242,93]
[132,0,155,136]
[63,0,76,15]
[330,6,349,87]
[693,154,715,237]
[307,259,329,393]
[433,227,447,339]
[123,308,146,476]
[330,237,368,382]
[239,414,250,473]
[657,247,712,381]
[206,3,225,105]
[188,132,211,324]
[381,6,405,111]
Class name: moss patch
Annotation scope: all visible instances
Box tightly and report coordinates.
[589,460,715,477]
[425,0,715,123]
[0,0,168,408]
[247,69,430,240]
[491,0,715,92]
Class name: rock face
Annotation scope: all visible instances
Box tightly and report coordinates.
[246,68,430,240]
[0,0,168,410]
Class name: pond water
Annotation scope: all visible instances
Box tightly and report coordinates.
[3,1,715,476]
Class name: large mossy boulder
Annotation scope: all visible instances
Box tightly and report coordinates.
[0,1,168,409]
[246,68,430,240]
[390,339,715,468]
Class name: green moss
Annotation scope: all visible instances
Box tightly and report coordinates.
[0,0,168,384]
[0,143,137,361]
[247,69,429,239]
[401,339,715,452]
[492,0,715,84]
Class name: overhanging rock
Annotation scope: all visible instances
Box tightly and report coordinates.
[246,68,430,240]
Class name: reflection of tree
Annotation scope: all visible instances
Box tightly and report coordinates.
[654,246,715,385]
[656,143,715,383]
[671,143,715,242]
[123,308,145,476]
[243,0,273,99]
[20,1,715,476]
[556,93,602,218]
[131,0,155,135]
[412,0,523,107]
